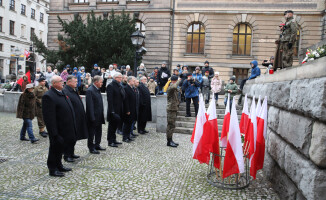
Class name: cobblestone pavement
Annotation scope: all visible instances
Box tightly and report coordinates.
[0,112,279,200]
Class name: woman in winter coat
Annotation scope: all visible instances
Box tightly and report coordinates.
[211,71,222,103]
[16,84,39,143]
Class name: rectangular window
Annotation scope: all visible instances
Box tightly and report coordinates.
[0,43,3,51]
[40,12,44,23]
[31,8,35,19]
[0,17,2,32]
[30,27,35,40]
[21,4,26,15]
[10,45,15,52]
[9,0,15,11]
[74,0,89,3]
[101,0,118,2]
[10,20,15,35]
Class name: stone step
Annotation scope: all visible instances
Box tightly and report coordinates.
[177,110,242,116]
[174,127,194,134]
[176,121,224,129]
[176,114,242,122]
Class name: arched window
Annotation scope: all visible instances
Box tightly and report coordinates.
[232,23,252,56]
[293,29,300,57]
[186,23,205,54]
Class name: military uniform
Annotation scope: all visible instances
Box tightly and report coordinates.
[280,16,297,68]
[166,80,181,142]
[34,85,48,135]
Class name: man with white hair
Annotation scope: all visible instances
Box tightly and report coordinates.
[105,65,116,86]
[42,75,77,177]
[106,72,124,147]
[125,65,133,76]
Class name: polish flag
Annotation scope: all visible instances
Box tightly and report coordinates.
[250,97,268,179]
[192,94,207,160]
[247,97,257,164]
[256,95,262,116]
[223,98,244,178]
[220,93,230,148]
[239,94,249,135]
[191,95,204,144]
[16,71,31,86]
[24,50,30,58]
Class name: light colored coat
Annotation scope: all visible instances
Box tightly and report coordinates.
[211,77,222,93]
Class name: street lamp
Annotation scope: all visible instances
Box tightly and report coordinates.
[130,30,145,77]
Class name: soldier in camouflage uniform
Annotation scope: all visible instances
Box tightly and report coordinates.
[33,77,48,137]
[280,10,297,68]
[166,75,181,148]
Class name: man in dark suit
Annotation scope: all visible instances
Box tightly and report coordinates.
[138,77,152,134]
[107,72,124,147]
[63,76,88,162]
[122,76,137,142]
[42,75,77,177]
[86,75,105,154]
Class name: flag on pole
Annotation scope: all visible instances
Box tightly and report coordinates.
[191,95,204,143]
[248,97,257,164]
[192,94,207,160]
[239,94,249,135]
[24,50,30,58]
[220,93,230,148]
[256,95,262,116]
[16,71,31,86]
[250,96,268,179]
[223,98,244,178]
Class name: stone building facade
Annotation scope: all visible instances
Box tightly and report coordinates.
[48,0,325,82]
[0,0,49,81]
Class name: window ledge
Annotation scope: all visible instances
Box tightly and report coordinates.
[68,2,90,6]
[97,2,119,5]
[126,1,150,5]
[231,55,254,59]
[21,14,27,17]
[184,53,206,58]
[9,9,17,13]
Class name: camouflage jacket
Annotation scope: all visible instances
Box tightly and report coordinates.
[33,85,48,107]
[167,80,181,111]
[280,17,297,44]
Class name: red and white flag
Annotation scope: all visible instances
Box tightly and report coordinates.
[239,94,249,135]
[247,97,257,164]
[192,95,207,160]
[24,50,30,58]
[256,95,262,116]
[191,95,205,144]
[223,98,244,178]
[220,93,230,148]
[250,96,268,179]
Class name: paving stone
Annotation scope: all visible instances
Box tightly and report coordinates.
[0,112,279,199]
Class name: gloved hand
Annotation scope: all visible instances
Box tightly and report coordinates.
[288,43,293,49]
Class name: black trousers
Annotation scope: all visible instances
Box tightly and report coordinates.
[64,140,76,158]
[137,120,147,132]
[108,118,119,143]
[122,116,133,140]
[186,96,199,116]
[47,140,64,171]
[87,124,102,150]
[240,78,248,91]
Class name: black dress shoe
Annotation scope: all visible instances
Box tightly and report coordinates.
[64,157,75,163]
[130,135,136,139]
[108,143,119,147]
[131,133,138,137]
[71,154,80,159]
[117,130,123,135]
[58,166,72,172]
[20,138,29,141]
[128,137,134,141]
[95,145,106,151]
[49,170,65,177]
[30,138,39,143]
[114,141,122,145]
[185,115,192,117]
[167,141,178,148]
[122,138,131,143]
[39,131,48,138]
[138,131,146,135]
[89,149,100,154]
[143,130,149,133]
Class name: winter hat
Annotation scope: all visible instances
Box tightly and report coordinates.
[94,64,98,67]
[162,61,167,65]
[66,64,70,68]
[154,66,159,70]
[171,75,178,81]
[150,76,154,80]
[73,67,78,71]
[230,76,236,81]
[195,67,200,70]
[126,65,130,69]
[109,65,113,69]
[204,60,209,64]
[80,66,85,70]
[215,72,219,75]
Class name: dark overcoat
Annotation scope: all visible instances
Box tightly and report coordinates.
[106,80,125,121]
[42,87,77,143]
[63,85,88,140]
[123,84,137,121]
[85,85,105,126]
[138,83,152,122]
[16,91,36,119]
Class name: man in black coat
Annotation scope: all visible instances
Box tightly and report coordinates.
[122,76,137,142]
[42,75,77,177]
[86,75,105,154]
[91,64,101,78]
[62,76,88,162]
[138,77,152,134]
[157,61,171,95]
[107,72,125,147]
[201,60,214,79]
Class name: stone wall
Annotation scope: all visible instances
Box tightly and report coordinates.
[243,56,326,200]
[0,93,157,124]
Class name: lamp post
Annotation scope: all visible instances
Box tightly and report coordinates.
[130,30,145,77]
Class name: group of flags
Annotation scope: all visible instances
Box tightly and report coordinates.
[191,93,268,180]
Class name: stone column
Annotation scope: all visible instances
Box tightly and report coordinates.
[156,95,167,133]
